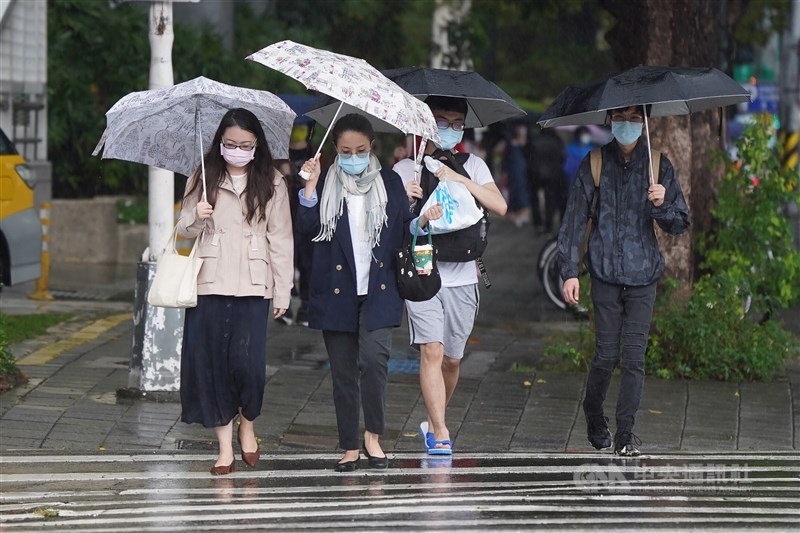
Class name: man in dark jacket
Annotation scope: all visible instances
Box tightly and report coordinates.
[556,105,689,456]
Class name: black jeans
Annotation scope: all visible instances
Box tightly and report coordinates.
[583,278,657,433]
[322,298,392,450]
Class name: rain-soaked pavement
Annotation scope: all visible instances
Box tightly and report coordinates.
[1,451,799,530]
[2,217,799,530]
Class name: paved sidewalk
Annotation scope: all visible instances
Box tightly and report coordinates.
[1,219,799,455]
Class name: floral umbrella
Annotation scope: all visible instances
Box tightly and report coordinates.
[247,40,440,174]
[93,76,296,194]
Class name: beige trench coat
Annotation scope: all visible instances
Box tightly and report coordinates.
[178,172,294,310]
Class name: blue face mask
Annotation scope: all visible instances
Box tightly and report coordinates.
[338,153,370,175]
[611,121,643,146]
[435,127,464,150]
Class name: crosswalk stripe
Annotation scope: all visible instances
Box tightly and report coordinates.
[1,452,797,531]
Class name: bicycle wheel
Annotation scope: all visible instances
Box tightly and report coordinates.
[537,237,558,281]
[539,239,568,310]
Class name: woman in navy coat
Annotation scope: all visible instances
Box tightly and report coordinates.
[297,114,412,472]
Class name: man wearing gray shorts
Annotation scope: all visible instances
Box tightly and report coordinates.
[394,96,508,454]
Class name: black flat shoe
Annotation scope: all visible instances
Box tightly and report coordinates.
[334,457,360,473]
[362,444,388,469]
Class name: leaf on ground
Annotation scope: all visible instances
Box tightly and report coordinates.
[522,380,532,387]
[536,378,547,384]
[34,508,59,518]
[648,409,662,415]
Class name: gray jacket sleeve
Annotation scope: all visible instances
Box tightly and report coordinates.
[557,156,593,281]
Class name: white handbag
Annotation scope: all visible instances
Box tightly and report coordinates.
[147,225,204,308]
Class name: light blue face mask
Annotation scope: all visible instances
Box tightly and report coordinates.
[611,121,643,146]
[435,127,464,150]
[338,153,370,175]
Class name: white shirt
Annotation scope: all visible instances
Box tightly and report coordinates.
[345,193,372,296]
[230,172,247,196]
[393,154,495,287]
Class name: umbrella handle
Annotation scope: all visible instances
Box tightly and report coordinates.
[298,153,320,181]
[197,109,208,202]
[644,113,654,187]
[299,101,344,181]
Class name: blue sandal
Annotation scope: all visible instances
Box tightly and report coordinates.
[428,439,453,455]
[419,421,434,451]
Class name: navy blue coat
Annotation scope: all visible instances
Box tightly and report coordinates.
[296,168,412,333]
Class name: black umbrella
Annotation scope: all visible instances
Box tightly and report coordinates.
[306,67,526,130]
[382,67,527,128]
[537,66,750,128]
[537,66,750,184]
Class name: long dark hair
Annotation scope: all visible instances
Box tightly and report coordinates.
[185,108,275,223]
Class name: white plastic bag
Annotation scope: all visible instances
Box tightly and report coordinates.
[420,180,484,235]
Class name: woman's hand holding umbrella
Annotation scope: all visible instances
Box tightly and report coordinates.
[300,157,322,199]
[195,201,214,220]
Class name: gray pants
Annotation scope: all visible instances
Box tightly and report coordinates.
[322,298,392,450]
[583,277,657,434]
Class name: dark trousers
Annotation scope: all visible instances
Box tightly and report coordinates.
[583,278,657,433]
[322,299,392,450]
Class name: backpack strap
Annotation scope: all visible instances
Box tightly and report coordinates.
[589,148,602,187]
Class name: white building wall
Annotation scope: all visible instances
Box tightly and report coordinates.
[0,0,48,161]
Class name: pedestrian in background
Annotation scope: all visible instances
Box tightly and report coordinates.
[177,108,294,475]
[528,127,565,235]
[297,114,412,472]
[395,96,507,455]
[501,121,531,227]
[557,105,689,456]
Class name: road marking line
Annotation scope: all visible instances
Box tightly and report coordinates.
[15,313,131,366]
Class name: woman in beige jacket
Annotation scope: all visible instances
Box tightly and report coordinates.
[177,108,293,475]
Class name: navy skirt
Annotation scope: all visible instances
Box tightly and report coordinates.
[180,295,269,428]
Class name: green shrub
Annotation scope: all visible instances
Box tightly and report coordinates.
[0,314,21,379]
[649,273,797,380]
[117,197,148,225]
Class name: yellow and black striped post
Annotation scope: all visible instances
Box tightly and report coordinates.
[29,202,54,301]
[781,130,798,171]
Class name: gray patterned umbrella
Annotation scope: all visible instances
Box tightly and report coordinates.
[92,76,296,177]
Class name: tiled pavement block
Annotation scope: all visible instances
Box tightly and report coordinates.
[1,406,64,423]
[682,381,739,451]
[738,381,794,450]
[279,431,339,450]
[53,417,118,433]
[512,373,584,451]
[635,378,687,450]
[0,426,51,440]
[0,437,45,450]
[100,436,165,449]
[460,350,497,378]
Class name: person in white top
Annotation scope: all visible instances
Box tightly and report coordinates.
[393,96,507,455]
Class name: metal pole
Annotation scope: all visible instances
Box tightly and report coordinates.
[147,1,175,261]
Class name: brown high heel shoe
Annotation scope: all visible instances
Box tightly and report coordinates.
[238,429,260,468]
[210,459,235,476]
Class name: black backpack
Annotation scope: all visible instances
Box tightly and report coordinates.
[414,150,490,264]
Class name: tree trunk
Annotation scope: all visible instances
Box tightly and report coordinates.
[600,0,730,294]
